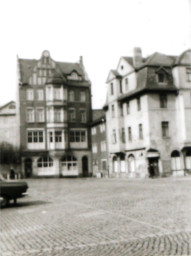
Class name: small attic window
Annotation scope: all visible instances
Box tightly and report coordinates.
[157,73,166,83]
[9,104,15,109]
[121,65,124,70]
[67,71,82,81]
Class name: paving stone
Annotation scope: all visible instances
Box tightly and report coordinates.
[1,177,191,255]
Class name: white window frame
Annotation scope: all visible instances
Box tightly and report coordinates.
[37,89,44,101]
[69,130,86,143]
[26,108,34,123]
[36,108,45,122]
[80,109,86,123]
[26,89,34,100]
[91,127,97,135]
[101,141,106,152]
[92,143,98,153]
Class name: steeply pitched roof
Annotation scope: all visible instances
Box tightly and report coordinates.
[0,101,15,110]
[18,54,88,84]
[143,52,176,67]
[175,49,191,65]
[122,57,134,66]
[92,109,105,121]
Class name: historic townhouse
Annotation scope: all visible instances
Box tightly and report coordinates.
[104,48,191,178]
[90,110,108,177]
[17,50,92,177]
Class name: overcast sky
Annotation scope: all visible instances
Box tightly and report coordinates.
[0,0,190,109]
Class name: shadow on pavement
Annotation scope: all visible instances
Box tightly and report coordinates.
[1,200,50,209]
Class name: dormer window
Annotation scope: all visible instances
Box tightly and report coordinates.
[67,71,82,81]
[158,73,165,83]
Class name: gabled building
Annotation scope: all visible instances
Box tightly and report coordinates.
[0,101,18,147]
[104,48,191,178]
[90,110,108,177]
[0,101,20,177]
[17,50,92,177]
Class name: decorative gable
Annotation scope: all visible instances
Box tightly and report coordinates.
[116,57,134,75]
[28,50,57,85]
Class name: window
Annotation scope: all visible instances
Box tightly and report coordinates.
[139,124,143,139]
[119,81,122,93]
[125,78,128,91]
[26,89,34,100]
[27,131,43,143]
[91,127,96,135]
[92,143,98,153]
[112,129,117,144]
[100,123,105,132]
[36,108,44,122]
[111,104,115,118]
[101,160,107,171]
[54,88,62,100]
[69,130,86,142]
[126,102,130,114]
[121,65,124,70]
[61,155,77,171]
[37,90,44,100]
[55,131,62,142]
[160,94,167,108]
[54,108,62,122]
[37,157,53,168]
[121,128,126,143]
[49,131,53,142]
[69,90,75,101]
[162,122,169,138]
[158,73,165,83]
[101,141,106,152]
[137,97,141,111]
[110,83,114,95]
[26,108,34,122]
[80,91,86,102]
[120,103,123,116]
[69,108,76,122]
[128,127,132,141]
[186,68,191,82]
[80,109,86,123]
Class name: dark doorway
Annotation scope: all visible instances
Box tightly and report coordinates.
[24,158,32,178]
[148,158,159,178]
[82,156,88,177]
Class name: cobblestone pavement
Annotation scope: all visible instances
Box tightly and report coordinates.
[1,177,191,256]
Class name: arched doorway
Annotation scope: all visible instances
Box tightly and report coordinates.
[120,154,125,172]
[171,150,181,171]
[113,156,118,173]
[147,149,159,178]
[82,156,88,177]
[185,149,191,171]
[128,154,135,174]
[24,158,32,178]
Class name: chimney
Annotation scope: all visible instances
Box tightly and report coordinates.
[79,56,83,65]
[133,47,142,68]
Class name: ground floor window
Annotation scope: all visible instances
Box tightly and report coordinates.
[37,157,53,167]
[61,155,77,171]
